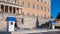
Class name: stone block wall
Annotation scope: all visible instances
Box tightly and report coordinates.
[16,16,50,29]
[17,16,36,29]
[0,18,7,31]
[55,21,60,26]
[0,14,51,31]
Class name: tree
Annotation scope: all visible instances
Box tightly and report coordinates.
[56,12,60,19]
[51,16,53,18]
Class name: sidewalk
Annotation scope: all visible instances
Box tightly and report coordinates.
[12,29,60,34]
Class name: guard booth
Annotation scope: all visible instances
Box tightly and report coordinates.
[49,20,55,29]
[6,16,17,32]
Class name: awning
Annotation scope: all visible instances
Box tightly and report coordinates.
[6,17,17,22]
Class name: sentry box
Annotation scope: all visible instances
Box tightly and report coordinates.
[49,20,55,29]
[6,16,17,32]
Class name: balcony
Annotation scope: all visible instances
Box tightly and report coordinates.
[0,0,23,8]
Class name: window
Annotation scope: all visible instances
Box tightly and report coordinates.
[44,14,46,18]
[32,4,35,8]
[22,2,24,7]
[11,22,13,25]
[1,5,4,13]
[44,7,46,11]
[13,7,15,13]
[45,8,46,11]
[27,3,30,8]
[48,8,49,12]
[10,7,12,13]
[37,5,39,9]
[7,0,10,1]
[5,6,8,13]
[37,0,39,2]
[28,13,29,16]
[45,1,46,4]
[41,0,43,2]
[48,1,50,4]
[14,0,16,3]
[21,18,24,24]
[48,2,49,4]
[48,16,50,18]
[41,6,43,10]
[39,6,41,10]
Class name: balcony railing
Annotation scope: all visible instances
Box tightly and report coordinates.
[0,1,23,8]
[0,0,23,7]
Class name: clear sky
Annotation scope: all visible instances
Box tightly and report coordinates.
[51,0,60,18]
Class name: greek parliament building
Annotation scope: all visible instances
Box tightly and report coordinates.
[0,0,51,31]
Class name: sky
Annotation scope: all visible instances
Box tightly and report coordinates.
[51,0,60,18]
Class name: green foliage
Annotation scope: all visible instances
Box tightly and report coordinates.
[55,26,60,29]
[56,12,60,19]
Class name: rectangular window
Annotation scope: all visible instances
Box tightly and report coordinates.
[37,0,39,2]
[10,7,12,13]
[48,1,50,4]
[44,7,46,11]
[45,1,46,4]
[44,14,46,18]
[27,3,30,8]
[48,8,49,12]
[39,6,41,10]
[37,5,39,9]
[7,0,10,1]
[32,4,35,8]
[48,16,49,18]
[48,2,49,4]
[11,22,13,25]
[21,18,24,24]
[13,7,15,13]
[41,6,43,10]
[45,8,46,11]
[41,0,43,2]
[28,13,29,16]
[22,2,24,7]
[14,0,16,3]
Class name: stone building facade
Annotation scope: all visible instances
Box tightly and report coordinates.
[20,0,50,18]
[0,0,51,31]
